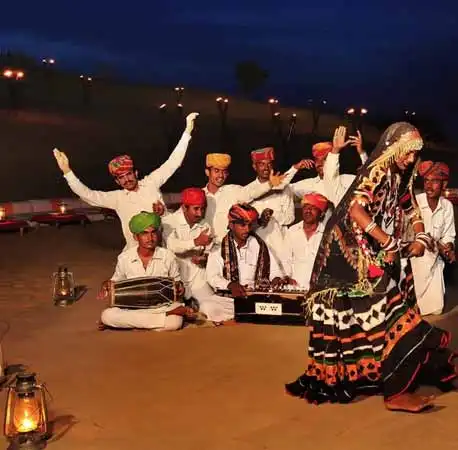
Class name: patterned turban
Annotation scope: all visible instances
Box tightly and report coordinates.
[228,203,259,223]
[181,187,207,206]
[108,155,134,176]
[312,142,333,160]
[251,147,275,162]
[206,153,231,169]
[129,212,161,234]
[418,161,449,180]
[301,192,329,213]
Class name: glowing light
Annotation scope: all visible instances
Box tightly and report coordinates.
[268,98,278,104]
[273,112,280,117]
[223,98,229,103]
[177,103,183,108]
[361,108,368,115]
[16,71,24,79]
[87,77,92,82]
[159,103,167,109]
[347,108,355,115]
[216,97,223,102]
[3,69,13,78]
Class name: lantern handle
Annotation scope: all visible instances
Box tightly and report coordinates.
[41,382,55,403]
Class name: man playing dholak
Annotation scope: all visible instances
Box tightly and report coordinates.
[206,203,285,298]
[203,152,288,243]
[282,193,330,290]
[53,112,199,250]
[162,188,235,323]
[98,212,195,331]
[410,161,456,316]
[292,127,368,206]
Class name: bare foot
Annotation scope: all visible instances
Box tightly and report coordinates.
[385,393,435,413]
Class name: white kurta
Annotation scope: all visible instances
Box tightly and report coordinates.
[410,193,456,315]
[256,216,287,275]
[162,208,234,322]
[282,220,326,289]
[64,131,192,249]
[291,152,368,206]
[203,182,271,243]
[206,234,283,290]
[245,167,298,227]
[101,246,184,330]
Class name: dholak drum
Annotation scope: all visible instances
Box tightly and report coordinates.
[109,277,177,309]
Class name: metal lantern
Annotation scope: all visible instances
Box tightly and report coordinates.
[0,206,6,221]
[4,373,48,449]
[52,266,75,306]
[58,203,67,215]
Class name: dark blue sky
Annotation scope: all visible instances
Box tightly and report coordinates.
[1,1,458,140]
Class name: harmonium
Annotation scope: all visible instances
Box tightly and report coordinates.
[217,285,307,325]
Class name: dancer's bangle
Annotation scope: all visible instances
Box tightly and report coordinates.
[364,220,377,234]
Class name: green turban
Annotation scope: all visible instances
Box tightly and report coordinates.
[129,212,161,234]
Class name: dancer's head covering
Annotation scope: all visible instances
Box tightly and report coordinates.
[129,212,161,234]
[251,147,275,162]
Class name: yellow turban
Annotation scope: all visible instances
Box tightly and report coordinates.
[206,153,231,169]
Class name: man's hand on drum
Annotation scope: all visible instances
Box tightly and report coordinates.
[271,277,287,290]
[228,281,247,298]
[176,281,185,298]
[152,201,165,216]
[282,276,298,286]
[97,280,113,300]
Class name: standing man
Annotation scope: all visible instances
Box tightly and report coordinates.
[53,112,199,249]
[203,152,288,242]
[411,161,455,315]
[292,127,368,206]
[162,187,234,323]
[98,211,194,331]
[282,193,330,289]
[206,203,285,298]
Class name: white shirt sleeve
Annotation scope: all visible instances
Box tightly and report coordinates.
[64,171,118,209]
[281,230,294,278]
[268,247,283,280]
[273,166,298,190]
[206,247,230,290]
[142,131,192,187]
[168,253,182,281]
[111,257,126,281]
[291,178,316,198]
[237,180,271,203]
[441,199,456,246]
[165,228,198,254]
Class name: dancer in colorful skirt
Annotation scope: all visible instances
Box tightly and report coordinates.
[286,122,457,413]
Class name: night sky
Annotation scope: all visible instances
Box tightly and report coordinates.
[1,1,458,141]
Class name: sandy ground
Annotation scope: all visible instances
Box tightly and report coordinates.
[1,221,458,450]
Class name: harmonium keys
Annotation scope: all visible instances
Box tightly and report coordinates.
[217,286,307,325]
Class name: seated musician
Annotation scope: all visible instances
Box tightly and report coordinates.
[98,211,194,330]
[282,192,330,289]
[206,203,285,298]
[162,187,235,323]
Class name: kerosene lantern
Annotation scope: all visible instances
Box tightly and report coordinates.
[0,206,6,221]
[52,266,75,306]
[58,202,67,215]
[3,373,48,449]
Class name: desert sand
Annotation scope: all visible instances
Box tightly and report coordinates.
[1,221,458,450]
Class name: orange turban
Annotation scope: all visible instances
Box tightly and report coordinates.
[181,187,207,206]
[418,161,449,180]
[228,203,259,223]
[108,155,134,176]
[301,192,329,213]
[206,153,231,169]
[251,147,275,162]
[312,142,333,160]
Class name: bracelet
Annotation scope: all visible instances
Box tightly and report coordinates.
[411,219,423,227]
[415,232,432,249]
[381,235,392,248]
[364,220,377,233]
[381,236,400,253]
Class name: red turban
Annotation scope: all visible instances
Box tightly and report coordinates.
[312,142,333,160]
[301,192,329,213]
[228,203,259,223]
[108,155,134,176]
[181,187,207,206]
[418,161,449,180]
[251,147,275,162]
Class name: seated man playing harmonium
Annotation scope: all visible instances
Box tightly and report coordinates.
[206,203,285,298]
[98,211,194,331]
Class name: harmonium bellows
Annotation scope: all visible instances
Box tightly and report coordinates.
[110,277,178,309]
[217,285,307,326]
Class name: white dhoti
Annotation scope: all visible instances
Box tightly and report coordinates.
[185,279,234,323]
[411,251,445,316]
[101,302,184,331]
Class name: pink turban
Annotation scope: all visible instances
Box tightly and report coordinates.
[301,192,329,213]
[251,147,275,162]
[312,142,333,160]
[418,161,449,180]
[108,155,134,176]
[228,203,259,223]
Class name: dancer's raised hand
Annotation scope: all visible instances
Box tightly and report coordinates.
[53,148,71,175]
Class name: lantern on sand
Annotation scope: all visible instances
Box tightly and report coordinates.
[0,206,6,221]
[52,266,75,306]
[4,373,48,449]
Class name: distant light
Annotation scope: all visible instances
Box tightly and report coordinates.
[268,98,278,104]
[87,77,92,82]
[216,97,223,102]
[361,108,368,115]
[412,111,416,116]
[177,103,183,108]
[49,59,55,64]
[322,100,327,105]
[273,112,280,117]
[16,71,24,79]
[174,86,184,92]
[347,107,355,115]
[3,69,13,78]
[292,113,297,117]
[79,75,84,79]
[159,103,167,109]
[223,98,229,103]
